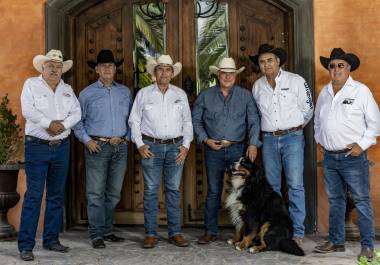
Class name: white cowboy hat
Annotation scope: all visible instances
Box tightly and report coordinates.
[33,49,73,73]
[209,57,245,75]
[146,54,182,78]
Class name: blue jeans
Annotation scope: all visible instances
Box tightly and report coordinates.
[323,151,374,248]
[141,140,184,237]
[262,130,305,238]
[204,143,245,235]
[18,138,70,252]
[85,142,128,240]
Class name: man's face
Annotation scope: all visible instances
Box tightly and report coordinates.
[258,53,280,76]
[328,59,350,84]
[218,71,237,90]
[155,65,174,86]
[42,61,63,84]
[96,63,116,81]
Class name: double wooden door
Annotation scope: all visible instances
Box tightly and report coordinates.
[70,0,292,226]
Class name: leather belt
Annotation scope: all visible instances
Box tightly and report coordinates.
[25,135,68,146]
[324,148,351,154]
[219,139,242,148]
[142,134,183,144]
[263,125,303,136]
[91,136,127,145]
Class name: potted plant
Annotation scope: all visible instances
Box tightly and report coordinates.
[0,94,23,240]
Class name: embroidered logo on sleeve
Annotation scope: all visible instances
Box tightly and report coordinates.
[342,98,354,104]
[304,82,313,109]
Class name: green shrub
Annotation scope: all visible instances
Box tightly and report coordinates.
[357,250,380,265]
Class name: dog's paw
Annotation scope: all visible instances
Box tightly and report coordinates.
[248,246,259,254]
[234,241,241,247]
[227,239,234,245]
[235,245,242,251]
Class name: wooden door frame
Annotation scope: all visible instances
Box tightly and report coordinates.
[45,0,317,233]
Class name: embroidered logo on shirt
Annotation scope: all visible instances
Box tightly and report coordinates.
[280,87,289,90]
[63,93,71,97]
[342,98,354,104]
[174,99,182,103]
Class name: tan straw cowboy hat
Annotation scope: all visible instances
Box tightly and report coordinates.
[209,57,245,75]
[33,49,73,73]
[146,55,182,78]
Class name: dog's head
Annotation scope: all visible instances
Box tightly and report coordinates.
[228,157,257,189]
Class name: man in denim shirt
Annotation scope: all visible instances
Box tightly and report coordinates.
[192,57,261,244]
[74,50,132,249]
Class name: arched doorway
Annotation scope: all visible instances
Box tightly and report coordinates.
[46,0,316,233]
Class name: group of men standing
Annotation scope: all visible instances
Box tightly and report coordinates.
[17,43,380,262]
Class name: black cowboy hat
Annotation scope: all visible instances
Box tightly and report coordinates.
[87,49,124,69]
[249,43,287,67]
[320,48,360,72]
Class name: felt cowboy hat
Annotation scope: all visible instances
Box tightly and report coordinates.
[33,49,73,73]
[249,43,287,67]
[146,54,182,78]
[209,57,245,75]
[320,48,360,72]
[87,49,124,69]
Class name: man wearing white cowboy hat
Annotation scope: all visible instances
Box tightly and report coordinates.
[129,54,193,248]
[314,48,380,262]
[74,49,132,249]
[18,49,81,261]
[192,57,260,244]
[250,43,314,246]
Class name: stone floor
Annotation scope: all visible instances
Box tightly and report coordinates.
[0,226,376,265]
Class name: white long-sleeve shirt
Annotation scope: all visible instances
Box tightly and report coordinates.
[252,69,314,132]
[21,75,81,140]
[314,76,380,151]
[128,83,193,149]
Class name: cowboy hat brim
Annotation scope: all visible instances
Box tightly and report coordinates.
[209,65,245,75]
[33,55,73,74]
[87,59,124,69]
[146,61,182,78]
[320,53,360,72]
[249,47,287,67]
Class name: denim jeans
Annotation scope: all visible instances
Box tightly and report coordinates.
[85,142,128,240]
[262,130,305,238]
[203,143,245,235]
[323,151,374,248]
[141,140,184,237]
[18,138,70,252]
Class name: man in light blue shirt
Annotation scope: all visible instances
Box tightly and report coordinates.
[192,57,261,244]
[74,50,132,249]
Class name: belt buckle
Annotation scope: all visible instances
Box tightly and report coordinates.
[49,140,62,146]
[109,137,122,145]
[220,140,232,148]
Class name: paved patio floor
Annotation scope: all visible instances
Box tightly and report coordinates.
[0,226,376,265]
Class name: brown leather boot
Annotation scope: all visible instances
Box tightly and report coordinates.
[314,241,345,253]
[197,233,217,245]
[143,236,158,248]
[168,234,189,247]
[357,247,374,262]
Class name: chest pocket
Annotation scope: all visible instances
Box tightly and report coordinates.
[279,90,297,108]
[88,97,106,118]
[119,96,130,115]
[34,96,49,109]
[342,100,362,119]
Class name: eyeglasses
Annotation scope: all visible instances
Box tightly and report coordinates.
[328,63,346,69]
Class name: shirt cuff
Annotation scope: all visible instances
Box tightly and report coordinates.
[40,117,52,129]
[182,140,191,149]
[357,138,372,151]
[135,137,145,148]
[197,134,208,145]
[83,134,92,144]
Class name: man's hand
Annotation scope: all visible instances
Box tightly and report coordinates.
[205,139,223,150]
[47,120,64,136]
[138,144,154,159]
[86,140,101,154]
[176,146,189,165]
[345,143,363,157]
[246,145,257,162]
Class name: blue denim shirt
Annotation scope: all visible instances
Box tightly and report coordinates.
[74,80,132,144]
[192,85,261,146]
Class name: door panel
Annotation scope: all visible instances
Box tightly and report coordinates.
[71,0,292,226]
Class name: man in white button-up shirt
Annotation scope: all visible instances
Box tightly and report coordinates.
[314,48,380,262]
[129,55,193,248]
[18,50,81,261]
[250,44,314,245]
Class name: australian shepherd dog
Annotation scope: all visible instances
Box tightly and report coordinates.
[225,157,305,256]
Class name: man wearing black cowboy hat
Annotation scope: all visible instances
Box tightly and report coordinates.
[250,43,314,246]
[314,48,380,262]
[74,49,132,249]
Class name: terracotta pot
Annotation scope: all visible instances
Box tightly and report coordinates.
[0,164,21,241]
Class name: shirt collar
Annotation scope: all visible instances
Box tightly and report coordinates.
[153,82,172,94]
[264,68,282,88]
[327,75,354,96]
[38,75,63,90]
[97,79,116,89]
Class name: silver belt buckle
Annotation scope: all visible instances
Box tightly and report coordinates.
[220,140,232,148]
[109,137,122,145]
[49,140,62,146]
